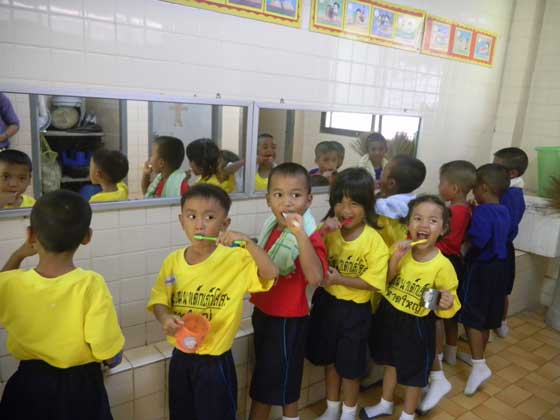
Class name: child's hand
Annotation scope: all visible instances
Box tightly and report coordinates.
[323,266,341,287]
[0,191,18,208]
[162,314,184,336]
[143,161,153,177]
[217,230,250,247]
[14,238,36,259]
[320,217,341,235]
[438,290,454,310]
[392,240,412,262]
[103,351,123,369]
[284,213,304,236]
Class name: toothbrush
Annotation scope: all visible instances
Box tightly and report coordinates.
[282,212,301,228]
[410,239,428,246]
[193,235,246,248]
[317,218,353,236]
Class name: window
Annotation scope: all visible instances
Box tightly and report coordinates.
[320,111,378,137]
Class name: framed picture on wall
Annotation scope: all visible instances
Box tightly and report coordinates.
[266,0,297,18]
[392,13,424,48]
[344,0,372,35]
[371,7,394,38]
[227,0,264,11]
[314,0,343,28]
[421,15,496,67]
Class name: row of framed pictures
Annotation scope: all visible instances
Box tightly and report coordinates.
[161,0,496,67]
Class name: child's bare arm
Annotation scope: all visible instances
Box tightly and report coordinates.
[286,214,323,285]
[323,267,374,290]
[387,240,410,282]
[141,161,152,195]
[2,239,36,272]
[438,290,454,310]
[218,231,279,280]
[223,160,245,176]
[153,304,184,336]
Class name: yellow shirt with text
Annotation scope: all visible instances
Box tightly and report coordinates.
[254,172,268,192]
[377,215,408,248]
[195,175,235,193]
[90,182,129,203]
[324,225,389,303]
[384,250,461,318]
[0,268,124,368]
[3,194,35,209]
[147,246,273,355]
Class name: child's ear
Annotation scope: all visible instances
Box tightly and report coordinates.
[222,216,231,231]
[81,228,93,245]
[27,226,37,247]
[509,169,520,179]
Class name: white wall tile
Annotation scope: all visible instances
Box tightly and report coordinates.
[122,324,146,350]
[49,14,84,50]
[119,252,148,278]
[0,355,18,382]
[110,401,134,420]
[120,300,148,327]
[0,329,7,357]
[133,391,165,420]
[133,361,164,398]
[104,370,133,406]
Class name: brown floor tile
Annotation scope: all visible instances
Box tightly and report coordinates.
[482,397,533,420]
[450,392,490,411]
[500,349,541,371]
[534,344,560,361]
[486,354,512,371]
[517,337,545,352]
[456,412,483,420]
[516,396,553,419]
[516,378,560,405]
[547,407,560,419]
[496,364,531,383]
[437,397,468,417]
[494,384,532,407]
[472,404,509,420]
[537,362,560,381]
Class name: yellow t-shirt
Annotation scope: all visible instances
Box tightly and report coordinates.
[195,175,234,193]
[3,194,35,209]
[0,268,124,368]
[324,225,389,303]
[377,215,408,248]
[384,250,461,318]
[90,182,129,203]
[254,172,268,192]
[147,246,273,355]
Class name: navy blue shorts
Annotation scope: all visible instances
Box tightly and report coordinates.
[369,299,435,388]
[0,360,112,420]
[458,258,508,330]
[250,307,308,406]
[306,287,371,379]
[169,349,237,420]
[505,242,516,295]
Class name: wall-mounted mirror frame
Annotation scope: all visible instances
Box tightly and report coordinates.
[0,85,254,219]
[250,102,423,198]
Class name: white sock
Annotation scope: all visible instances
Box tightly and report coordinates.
[443,345,457,365]
[283,417,300,420]
[362,398,393,419]
[316,400,341,420]
[399,411,415,420]
[494,321,509,338]
[464,358,492,396]
[457,351,473,366]
[340,403,357,420]
[437,352,443,362]
[418,371,452,413]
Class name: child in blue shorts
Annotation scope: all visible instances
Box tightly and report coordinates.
[458,164,511,396]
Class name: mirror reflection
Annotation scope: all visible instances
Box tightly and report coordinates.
[257,108,420,189]
[0,93,249,211]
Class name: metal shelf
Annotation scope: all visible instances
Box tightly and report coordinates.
[44,130,104,137]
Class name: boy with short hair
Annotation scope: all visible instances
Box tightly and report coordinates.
[458,164,511,396]
[147,184,278,420]
[418,160,476,414]
[255,133,277,191]
[375,155,427,247]
[309,141,339,181]
[493,147,528,337]
[89,148,129,203]
[358,132,388,182]
[142,135,189,198]
[0,149,35,208]
[249,162,327,420]
[330,140,345,170]
[0,190,124,420]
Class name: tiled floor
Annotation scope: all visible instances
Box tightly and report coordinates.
[298,309,560,420]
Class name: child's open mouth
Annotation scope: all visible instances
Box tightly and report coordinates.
[416,232,429,240]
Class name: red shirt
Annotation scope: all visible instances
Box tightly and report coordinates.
[154,178,189,198]
[251,230,328,317]
[437,204,471,256]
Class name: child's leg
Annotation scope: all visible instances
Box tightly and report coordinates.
[418,321,451,414]
[361,366,396,419]
[443,318,458,364]
[325,365,342,401]
[402,386,422,417]
[464,327,491,396]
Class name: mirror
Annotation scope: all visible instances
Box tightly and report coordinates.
[257,107,420,189]
[0,92,250,212]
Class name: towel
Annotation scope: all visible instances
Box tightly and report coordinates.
[145,169,186,198]
[257,210,317,276]
[510,177,524,189]
[375,193,416,219]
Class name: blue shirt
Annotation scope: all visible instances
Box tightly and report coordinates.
[500,187,525,242]
[467,204,510,261]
